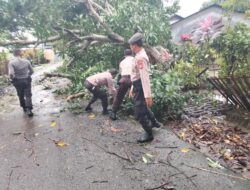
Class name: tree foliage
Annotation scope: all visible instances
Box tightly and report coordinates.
[201,0,250,15]
[0,0,178,50]
[212,23,250,77]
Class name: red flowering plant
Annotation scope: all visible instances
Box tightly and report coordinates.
[199,16,213,32]
[180,34,192,41]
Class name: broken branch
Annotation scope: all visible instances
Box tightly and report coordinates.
[67,92,86,101]
[83,0,124,42]
[7,169,13,190]
[145,181,171,190]
[159,151,197,187]
[39,72,73,83]
[0,35,61,46]
[184,164,250,181]
[82,137,132,163]
[154,146,178,149]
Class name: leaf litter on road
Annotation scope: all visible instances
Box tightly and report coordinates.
[142,156,149,164]
[55,140,68,147]
[88,113,96,120]
[49,138,69,147]
[142,153,155,164]
[206,158,224,169]
[50,121,57,127]
[180,148,190,153]
[170,116,250,175]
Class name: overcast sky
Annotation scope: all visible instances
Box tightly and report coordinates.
[178,0,209,17]
[165,0,209,17]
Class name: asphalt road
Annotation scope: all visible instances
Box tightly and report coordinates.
[0,64,249,190]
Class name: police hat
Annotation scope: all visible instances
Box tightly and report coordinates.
[128,33,144,44]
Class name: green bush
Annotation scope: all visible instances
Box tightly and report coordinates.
[37,50,47,64]
[150,69,195,121]
[120,68,198,121]
[174,59,204,89]
[0,51,8,62]
[212,23,250,77]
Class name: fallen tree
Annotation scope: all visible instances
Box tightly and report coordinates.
[1,0,178,102]
[39,72,73,82]
[0,0,178,66]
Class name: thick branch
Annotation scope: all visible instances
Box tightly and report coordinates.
[145,45,171,67]
[76,40,91,54]
[91,0,111,15]
[81,34,112,42]
[84,0,124,42]
[0,35,61,46]
[54,26,115,43]
[67,92,86,101]
[44,73,73,79]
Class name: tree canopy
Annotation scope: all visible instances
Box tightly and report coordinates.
[0,0,179,66]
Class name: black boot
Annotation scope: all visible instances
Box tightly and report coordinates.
[85,106,92,112]
[102,109,109,115]
[109,111,117,120]
[137,118,154,143]
[26,109,34,117]
[147,110,162,128]
[137,131,154,143]
[152,120,162,128]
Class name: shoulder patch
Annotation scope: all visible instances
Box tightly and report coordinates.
[136,59,144,69]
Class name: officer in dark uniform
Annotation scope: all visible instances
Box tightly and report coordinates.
[9,49,34,117]
[110,49,134,120]
[128,33,161,143]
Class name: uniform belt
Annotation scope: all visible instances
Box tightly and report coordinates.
[85,80,95,89]
[121,75,130,78]
[132,79,142,86]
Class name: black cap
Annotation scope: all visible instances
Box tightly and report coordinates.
[128,33,144,44]
[124,49,133,56]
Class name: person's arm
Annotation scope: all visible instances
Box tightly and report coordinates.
[137,58,153,107]
[129,85,134,98]
[8,62,15,79]
[28,61,34,76]
[107,77,117,97]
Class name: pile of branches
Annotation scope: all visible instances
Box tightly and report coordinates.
[171,116,250,174]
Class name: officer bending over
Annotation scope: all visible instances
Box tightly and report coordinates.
[84,69,118,115]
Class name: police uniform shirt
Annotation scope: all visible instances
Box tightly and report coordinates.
[86,71,116,96]
[9,57,34,79]
[131,48,152,98]
[119,56,134,76]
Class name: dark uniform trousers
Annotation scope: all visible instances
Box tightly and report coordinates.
[112,75,131,112]
[13,78,33,110]
[85,80,108,111]
[133,80,157,133]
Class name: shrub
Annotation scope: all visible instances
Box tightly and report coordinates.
[212,23,250,77]
[120,68,198,122]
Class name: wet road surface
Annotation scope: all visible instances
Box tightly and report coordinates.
[0,64,249,190]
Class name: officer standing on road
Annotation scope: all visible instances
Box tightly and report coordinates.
[128,33,161,143]
[110,49,134,120]
[84,69,118,115]
[9,49,34,117]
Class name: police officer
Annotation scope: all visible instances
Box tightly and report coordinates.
[128,33,161,143]
[84,69,118,114]
[9,49,34,117]
[110,49,134,120]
